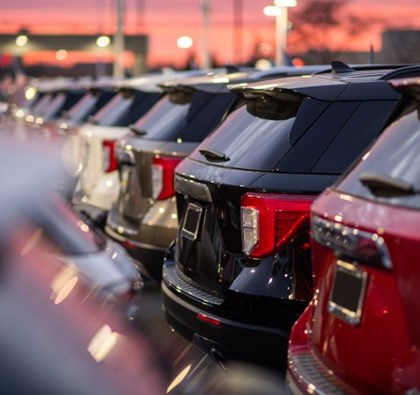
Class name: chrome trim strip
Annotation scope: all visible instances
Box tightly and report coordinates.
[174,175,212,202]
[312,216,392,269]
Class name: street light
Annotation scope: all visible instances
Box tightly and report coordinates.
[177,36,193,49]
[15,29,29,47]
[96,35,111,48]
[263,0,297,66]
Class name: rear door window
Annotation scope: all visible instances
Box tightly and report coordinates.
[336,109,420,209]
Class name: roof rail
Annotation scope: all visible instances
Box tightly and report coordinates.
[381,65,420,80]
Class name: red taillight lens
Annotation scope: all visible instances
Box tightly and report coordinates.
[197,312,221,327]
[241,193,316,258]
[151,155,183,200]
[102,139,118,173]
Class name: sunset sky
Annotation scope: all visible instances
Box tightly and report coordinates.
[2,0,420,68]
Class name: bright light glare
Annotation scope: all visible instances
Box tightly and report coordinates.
[88,325,121,363]
[177,36,193,49]
[96,35,111,48]
[55,49,68,61]
[16,34,28,47]
[263,5,282,16]
[25,86,37,101]
[274,0,297,6]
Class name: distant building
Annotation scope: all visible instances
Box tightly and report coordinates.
[292,29,420,65]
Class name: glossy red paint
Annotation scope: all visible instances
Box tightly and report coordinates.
[288,188,420,394]
[151,155,183,200]
[240,192,315,258]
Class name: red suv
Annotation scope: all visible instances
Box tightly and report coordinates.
[287,76,420,394]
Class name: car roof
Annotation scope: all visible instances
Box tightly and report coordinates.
[159,66,330,94]
[229,65,420,101]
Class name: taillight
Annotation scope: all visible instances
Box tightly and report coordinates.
[151,155,183,200]
[241,193,315,258]
[102,140,118,173]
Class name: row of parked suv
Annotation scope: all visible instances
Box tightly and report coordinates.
[8,63,420,394]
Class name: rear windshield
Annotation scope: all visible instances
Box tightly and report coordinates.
[336,109,420,209]
[90,90,161,127]
[190,96,397,173]
[41,90,85,121]
[31,93,54,116]
[64,90,115,123]
[132,91,236,143]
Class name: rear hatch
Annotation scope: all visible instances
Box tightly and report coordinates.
[114,86,238,235]
[173,73,401,294]
[77,89,162,196]
[309,104,420,392]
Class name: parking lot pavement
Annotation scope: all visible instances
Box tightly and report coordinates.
[132,285,191,365]
[132,285,288,393]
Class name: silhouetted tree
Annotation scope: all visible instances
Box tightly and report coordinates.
[289,0,373,63]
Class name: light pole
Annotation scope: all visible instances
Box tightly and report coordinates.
[114,0,125,78]
[201,0,211,69]
[263,0,296,66]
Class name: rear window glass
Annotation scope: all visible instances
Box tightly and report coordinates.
[31,93,53,116]
[91,90,161,127]
[336,109,420,209]
[41,90,85,121]
[133,91,236,143]
[191,96,399,173]
[64,90,115,123]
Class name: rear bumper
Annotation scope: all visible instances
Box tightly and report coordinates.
[73,202,108,229]
[73,171,119,211]
[162,261,299,370]
[286,305,358,395]
[105,222,167,282]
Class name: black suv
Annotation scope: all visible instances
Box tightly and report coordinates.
[161,64,420,369]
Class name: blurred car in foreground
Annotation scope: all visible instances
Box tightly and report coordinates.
[0,142,165,395]
[287,76,420,394]
[0,140,287,395]
[162,64,420,369]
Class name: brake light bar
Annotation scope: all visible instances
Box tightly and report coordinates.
[197,312,221,327]
[102,140,118,173]
[241,193,315,258]
[151,155,183,200]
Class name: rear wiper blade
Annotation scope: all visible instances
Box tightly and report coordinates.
[129,124,147,136]
[360,171,415,197]
[199,148,230,162]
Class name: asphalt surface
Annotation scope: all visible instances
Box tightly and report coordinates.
[132,284,289,394]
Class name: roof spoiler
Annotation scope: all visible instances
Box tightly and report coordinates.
[389,77,420,103]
